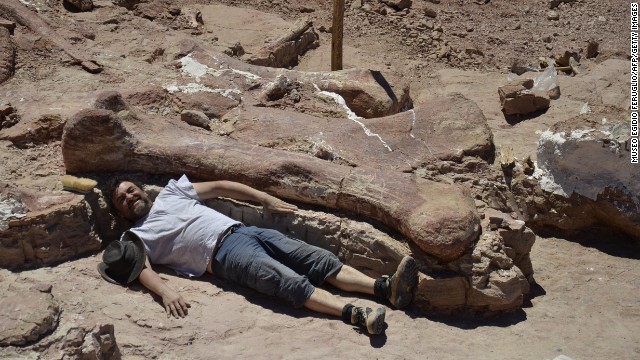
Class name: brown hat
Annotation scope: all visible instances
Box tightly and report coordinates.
[97,231,146,285]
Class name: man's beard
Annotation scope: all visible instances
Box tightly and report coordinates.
[131,198,152,220]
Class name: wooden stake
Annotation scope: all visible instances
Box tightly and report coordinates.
[331,0,344,71]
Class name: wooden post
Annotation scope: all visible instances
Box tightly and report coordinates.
[331,0,344,71]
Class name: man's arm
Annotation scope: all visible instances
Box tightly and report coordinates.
[192,180,298,214]
[137,259,191,318]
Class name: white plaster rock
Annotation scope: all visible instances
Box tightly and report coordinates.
[536,122,635,203]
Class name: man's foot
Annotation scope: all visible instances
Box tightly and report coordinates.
[351,306,386,335]
[388,256,418,309]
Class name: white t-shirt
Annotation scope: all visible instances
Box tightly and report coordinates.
[130,175,241,277]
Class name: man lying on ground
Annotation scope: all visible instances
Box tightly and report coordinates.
[98,175,418,335]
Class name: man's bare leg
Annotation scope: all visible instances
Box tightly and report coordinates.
[303,287,344,316]
[325,265,376,295]
[303,287,385,335]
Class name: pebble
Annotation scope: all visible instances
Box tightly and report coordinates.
[547,11,560,21]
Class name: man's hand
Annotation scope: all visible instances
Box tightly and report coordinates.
[262,195,298,214]
[162,288,191,318]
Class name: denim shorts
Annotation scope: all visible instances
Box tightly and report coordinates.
[212,226,343,308]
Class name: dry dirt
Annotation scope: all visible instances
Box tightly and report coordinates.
[1,0,639,359]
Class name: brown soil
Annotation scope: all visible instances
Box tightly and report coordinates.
[1,0,638,359]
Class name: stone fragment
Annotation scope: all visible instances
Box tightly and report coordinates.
[180,110,210,130]
[547,11,560,21]
[554,49,580,67]
[586,40,599,59]
[0,291,60,346]
[467,267,526,311]
[224,42,245,57]
[112,0,140,9]
[499,145,515,170]
[94,91,128,113]
[64,0,93,11]
[0,19,16,35]
[0,189,100,269]
[31,283,53,293]
[424,7,437,18]
[171,7,204,31]
[0,102,18,130]
[414,274,467,314]
[381,0,412,11]
[0,114,66,148]
[548,0,576,9]
[59,323,119,359]
[0,27,15,85]
[243,19,319,69]
[170,88,240,120]
[498,80,550,116]
[350,0,362,9]
[259,75,294,101]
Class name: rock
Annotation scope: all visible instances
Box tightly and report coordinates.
[243,19,319,69]
[498,80,550,116]
[0,102,18,130]
[547,11,560,21]
[112,0,140,9]
[31,283,53,293]
[534,114,639,240]
[424,7,437,18]
[57,323,119,360]
[0,291,60,346]
[173,7,204,30]
[499,145,515,170]
[224,42,245,57]
[350,0,362,10]
[554,49,580,67]
[62,99,481,261]
[548,0,576,9]
[169,87,241,120]
[381,0,412,11]
[64,0,93,11]
[0,114,66,148]
[0,27,15,85]
[586,40,599,58]
[94,91,128,113]
[0,19,16,35]
[180,110,211,130]
[414,274,467,314]
[0,189,100,270]
[259,75,294,101]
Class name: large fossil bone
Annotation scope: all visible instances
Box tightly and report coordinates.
[173,48,411,118]
[219,93,494,169]
[62,94,480,260]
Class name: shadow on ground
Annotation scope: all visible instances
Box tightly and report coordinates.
[536,226,640,260]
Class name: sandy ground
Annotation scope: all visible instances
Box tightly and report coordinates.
[2,233,639,359]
